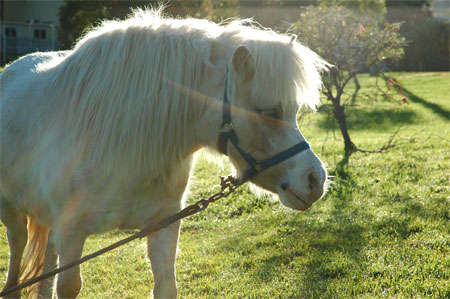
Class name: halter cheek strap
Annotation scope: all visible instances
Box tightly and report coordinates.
[218,68,310,183]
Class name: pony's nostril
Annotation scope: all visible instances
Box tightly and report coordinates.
[281,183,289,191]
[308,172,319,191]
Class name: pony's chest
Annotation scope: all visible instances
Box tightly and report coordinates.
[81,192,166,233]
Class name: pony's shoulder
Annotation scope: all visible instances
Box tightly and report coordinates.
[0,51,69,108]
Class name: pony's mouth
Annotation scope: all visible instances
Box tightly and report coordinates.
[280,184,311,211]
[287,188,310,207]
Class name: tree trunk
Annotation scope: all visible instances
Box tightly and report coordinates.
[353,75,360,90]
[351,75,361,103]
[332,96,356,154]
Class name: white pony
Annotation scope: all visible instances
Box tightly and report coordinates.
[0,8,328,298]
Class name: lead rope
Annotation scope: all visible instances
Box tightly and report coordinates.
[0,176,240,298]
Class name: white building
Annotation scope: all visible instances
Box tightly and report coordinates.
[1,0,63,64]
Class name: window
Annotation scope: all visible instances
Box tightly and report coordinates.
[33,29,47,39]
[5,27,17,37]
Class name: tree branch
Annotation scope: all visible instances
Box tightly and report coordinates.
[355,125,412,154]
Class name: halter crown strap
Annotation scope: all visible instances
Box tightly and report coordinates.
[218,67,310,183]
[219,71,232,155]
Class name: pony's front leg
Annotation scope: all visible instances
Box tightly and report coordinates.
[0,198,28,299]
[54,230,86,299]
[147,220,181,299]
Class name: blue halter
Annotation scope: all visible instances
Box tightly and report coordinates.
[218,69,311,183]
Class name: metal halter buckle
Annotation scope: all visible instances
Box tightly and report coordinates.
[220,122,234,132]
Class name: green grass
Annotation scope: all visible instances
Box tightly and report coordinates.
[1,72,449,298]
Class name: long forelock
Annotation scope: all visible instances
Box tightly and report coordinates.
[220,21,328,112]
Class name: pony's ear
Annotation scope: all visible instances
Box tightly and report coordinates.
[232,45,254,83]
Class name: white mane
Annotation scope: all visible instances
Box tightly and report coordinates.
[34,8,326,182]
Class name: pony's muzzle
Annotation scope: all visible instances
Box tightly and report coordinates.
[279,164,327,211]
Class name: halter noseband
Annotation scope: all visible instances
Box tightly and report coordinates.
[218,68,311,183]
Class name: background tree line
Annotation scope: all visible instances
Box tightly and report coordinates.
[59,0,448,72]
[58,0,239,49]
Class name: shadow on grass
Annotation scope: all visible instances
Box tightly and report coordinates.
[383,75,450,121]
[401,86,449,120]
[334,152,352,179]
[319,108,418,132]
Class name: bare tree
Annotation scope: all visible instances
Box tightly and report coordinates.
[293,6,406,154]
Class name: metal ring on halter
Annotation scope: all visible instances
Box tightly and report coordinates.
[220,122,234,132]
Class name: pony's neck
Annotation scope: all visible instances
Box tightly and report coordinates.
[187,68,228,156]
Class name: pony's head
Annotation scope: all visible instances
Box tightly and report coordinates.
[218,26,328,211]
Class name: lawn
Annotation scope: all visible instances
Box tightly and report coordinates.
[1,72,449,298]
